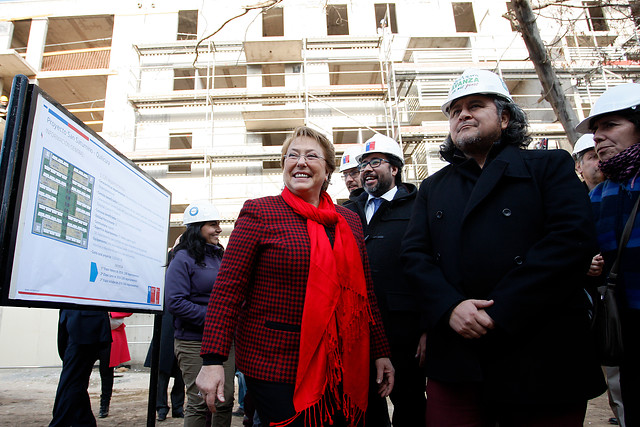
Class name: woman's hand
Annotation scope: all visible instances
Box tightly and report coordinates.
[587,254,604,277]
[374,357,394,397]
[195,365,225,412]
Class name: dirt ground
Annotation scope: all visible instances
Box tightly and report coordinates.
[0,366,617,426]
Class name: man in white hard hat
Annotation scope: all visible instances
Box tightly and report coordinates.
[402,69,605,425]
[345,133,425,427]
[572,134,605,191]
[339,145,364,199]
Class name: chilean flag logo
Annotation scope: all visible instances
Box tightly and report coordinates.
[366,140,376,152]
[342,154,350,165]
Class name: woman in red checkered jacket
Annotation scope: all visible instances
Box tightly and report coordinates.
[196,126,393,427]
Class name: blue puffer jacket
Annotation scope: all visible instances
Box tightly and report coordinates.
[590,178,640,310]
[166,244,223,341]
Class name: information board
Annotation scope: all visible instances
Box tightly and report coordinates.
[1,77,170,312]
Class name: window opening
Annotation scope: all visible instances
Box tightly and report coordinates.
[178,10,198,40]
[174,69,195,90]
[262,7,284,36]
[169,132,193,173]
[374,4,397,33]
[327,4,349,36]
[584,2,609,32]
[262,64,285,87]
[452,2,477,33]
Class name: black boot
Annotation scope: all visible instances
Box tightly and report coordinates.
[99,395,110,418]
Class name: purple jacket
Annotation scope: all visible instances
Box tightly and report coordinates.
[166,244,223,341]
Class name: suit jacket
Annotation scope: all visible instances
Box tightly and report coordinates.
[58,309,111,359]
[402,144,605,405]
[346,184,420,340]
[201,194,390,384]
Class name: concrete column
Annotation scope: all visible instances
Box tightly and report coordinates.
[25,18,48,71]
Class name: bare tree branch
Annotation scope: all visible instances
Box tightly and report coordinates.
[192,0,283,67]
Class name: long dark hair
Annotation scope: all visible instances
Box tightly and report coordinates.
[440,97,532,158]
[169,222,221,266]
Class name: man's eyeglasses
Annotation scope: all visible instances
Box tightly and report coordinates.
[342,170,360,180]
[284,152,325,163]
[358,158,389,171]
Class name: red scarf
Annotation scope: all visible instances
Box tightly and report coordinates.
[276,187,372,427]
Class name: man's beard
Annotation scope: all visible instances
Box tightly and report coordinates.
[364,172,394,197]
[454,127,501,157]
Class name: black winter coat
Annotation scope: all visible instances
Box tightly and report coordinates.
[401,144,605,406]
[347,183,420,340]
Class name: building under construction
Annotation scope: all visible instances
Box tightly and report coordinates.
[1,0,639,364]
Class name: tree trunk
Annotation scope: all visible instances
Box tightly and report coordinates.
[511,0,580,145]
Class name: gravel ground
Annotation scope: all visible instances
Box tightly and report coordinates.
[0,366,616,426]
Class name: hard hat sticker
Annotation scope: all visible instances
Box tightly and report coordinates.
[189,207,199,216]
[451,75,480,93]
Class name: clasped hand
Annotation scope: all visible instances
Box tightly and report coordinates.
[449,299,495,339]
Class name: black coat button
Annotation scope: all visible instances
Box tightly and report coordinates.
[514,256,523,265]
[502,208,512,217]
[436,211,443,219]
[435,253,441,262]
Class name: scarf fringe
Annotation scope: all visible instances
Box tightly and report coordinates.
[269,385,366,427]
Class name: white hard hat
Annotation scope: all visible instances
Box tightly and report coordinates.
[183,201,221,225]
[441,69,513,117]
[572,134,595,157]
[356,134,404,166]
[339,145,362,172]
[575,83,640,133]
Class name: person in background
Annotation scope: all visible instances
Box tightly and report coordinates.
[0,95,8,118]
[98,311,132,418]
[50,310,111,426]
[166,202,234,427]
[195,126,393,427]
[576,82,640,427]
[573,133,605,192]
[339,145,364,203]
[573,133,622,426]
[145,309,186,421]
[345,133,425,427]
[233,370,246,417]
[402,69,605,426]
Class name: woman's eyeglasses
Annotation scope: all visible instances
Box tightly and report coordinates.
[357,158,389,171]
[342,170,360,180]
[284,153,325,163]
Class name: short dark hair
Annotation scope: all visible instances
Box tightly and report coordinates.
[440,96,532,158]
[387,155,403,186]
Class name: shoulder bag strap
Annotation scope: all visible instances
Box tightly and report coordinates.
[609,192,640,282]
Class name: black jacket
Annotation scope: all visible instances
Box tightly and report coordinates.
[346,183,419,336]
[401,143,605,405]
